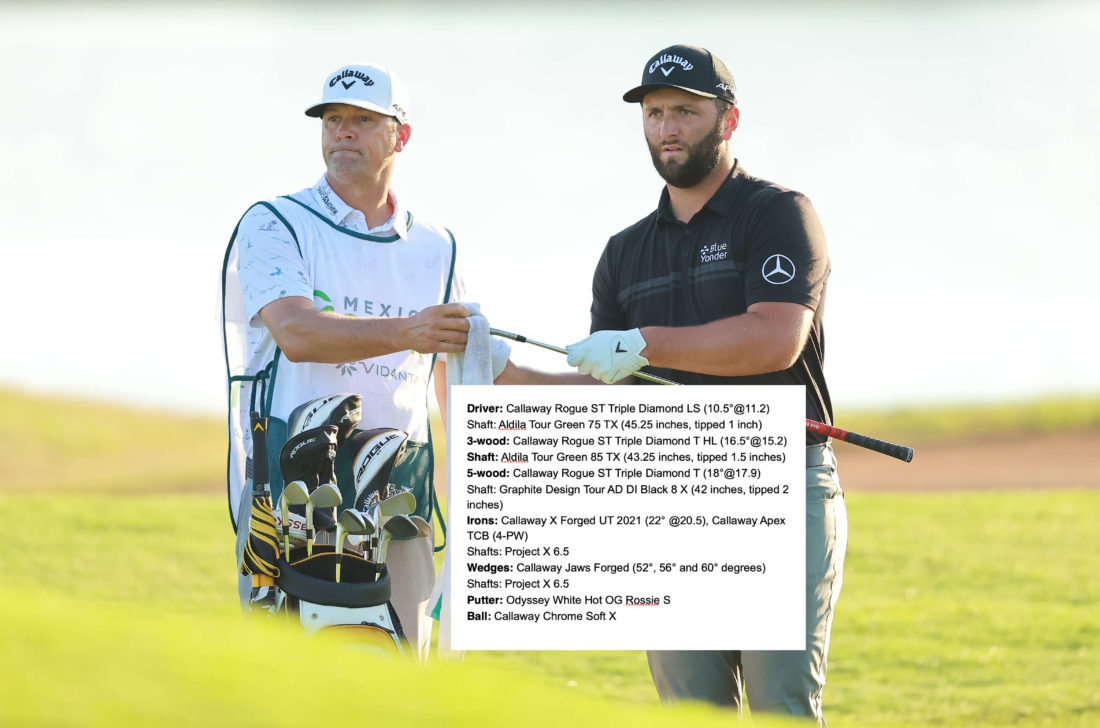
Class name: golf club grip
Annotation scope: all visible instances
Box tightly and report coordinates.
[250,414,270,488]
[805,420,914,462]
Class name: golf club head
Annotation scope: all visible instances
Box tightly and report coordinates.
[338,508,373,536]
[377,515,417,567]
[309,482,343,509]
[281,480,310,552]
[302,482,340,554]
[410,515,432,539]
[288,393,362,444]
[345,428,408,511]
[379,490,416,518]
[282,480,310,506]
[383,514,420,539]
[308,481,343,536]
[339,511,370,559]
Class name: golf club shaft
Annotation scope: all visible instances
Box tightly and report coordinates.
[489,328,676,385]
[306,504,314,557]
[280,497,290,559]
[335,525,345,583]
[490,327,915,462]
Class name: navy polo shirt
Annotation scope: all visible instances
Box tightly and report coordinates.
[590,161,833,444]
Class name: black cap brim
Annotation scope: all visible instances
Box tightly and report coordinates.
[623,83,719,104]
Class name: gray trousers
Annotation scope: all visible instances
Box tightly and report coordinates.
[647,442,848,725]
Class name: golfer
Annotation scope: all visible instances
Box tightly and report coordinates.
[223,62,507,660]
[563,45,848,723]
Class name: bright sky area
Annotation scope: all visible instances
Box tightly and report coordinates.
[1,2,1097,415]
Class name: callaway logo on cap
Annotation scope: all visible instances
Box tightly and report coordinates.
[305,63,411,124]
[623,44,737,105]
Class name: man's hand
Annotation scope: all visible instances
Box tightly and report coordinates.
[565,329,649,384]
[402,303,471,354]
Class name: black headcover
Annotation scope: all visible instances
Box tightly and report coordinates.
[279,425,339,491]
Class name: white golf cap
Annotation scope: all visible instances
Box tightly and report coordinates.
[304,63,410,124]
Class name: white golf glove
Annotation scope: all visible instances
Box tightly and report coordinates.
[491,336,511,380]
[566,328,649,384]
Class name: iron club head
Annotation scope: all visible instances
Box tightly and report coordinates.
[334,508,371,583]
[306,483,342,557]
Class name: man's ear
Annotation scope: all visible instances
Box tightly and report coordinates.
[722,107,740,141]
[395,123,412,152]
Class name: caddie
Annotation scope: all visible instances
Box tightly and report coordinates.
[220,62,507,660]
[560,45,848,724]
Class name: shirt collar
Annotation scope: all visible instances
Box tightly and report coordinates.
[311,175,409,240]
[656,158,743,227]
[379,188,409,240]
[311,175,357,225]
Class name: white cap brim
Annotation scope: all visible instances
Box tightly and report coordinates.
[304,98,397,119]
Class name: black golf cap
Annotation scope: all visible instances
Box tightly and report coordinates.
[623,44,737,105]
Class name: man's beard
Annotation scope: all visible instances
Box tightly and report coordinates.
[647,117,724,189]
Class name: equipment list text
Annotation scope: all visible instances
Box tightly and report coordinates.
[449,385,806,650]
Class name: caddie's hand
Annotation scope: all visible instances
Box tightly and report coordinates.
[565,328,649,384]
[404,303,470,354]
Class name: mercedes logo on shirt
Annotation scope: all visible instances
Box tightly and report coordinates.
[762,254,796,285]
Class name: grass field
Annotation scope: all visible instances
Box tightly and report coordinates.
[1,388,1098,726]
[3,490,1097,726]
[5,388,1098,496]
[834,394,1100,444]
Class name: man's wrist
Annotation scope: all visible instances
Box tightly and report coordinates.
[638,326,658,363]
[384,315,415,353]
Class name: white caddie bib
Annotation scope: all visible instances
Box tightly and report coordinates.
[220,187,458,533]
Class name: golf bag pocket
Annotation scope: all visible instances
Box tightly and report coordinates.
[389,440,434,523]
[277,549,405,656]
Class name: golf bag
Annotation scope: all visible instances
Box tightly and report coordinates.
[240,396,418,657]
[220,201,454,656]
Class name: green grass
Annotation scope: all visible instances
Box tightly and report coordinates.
[827,491,1099,727]
[3,388,1097,495]
[2,388,1098,726]
[837,394,1100,445]
[0,587,745,728]
[3,490,1097,727]
[0,389,224,494]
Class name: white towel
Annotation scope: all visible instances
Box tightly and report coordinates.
[428,301,494,661]
[446,302,494,385]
